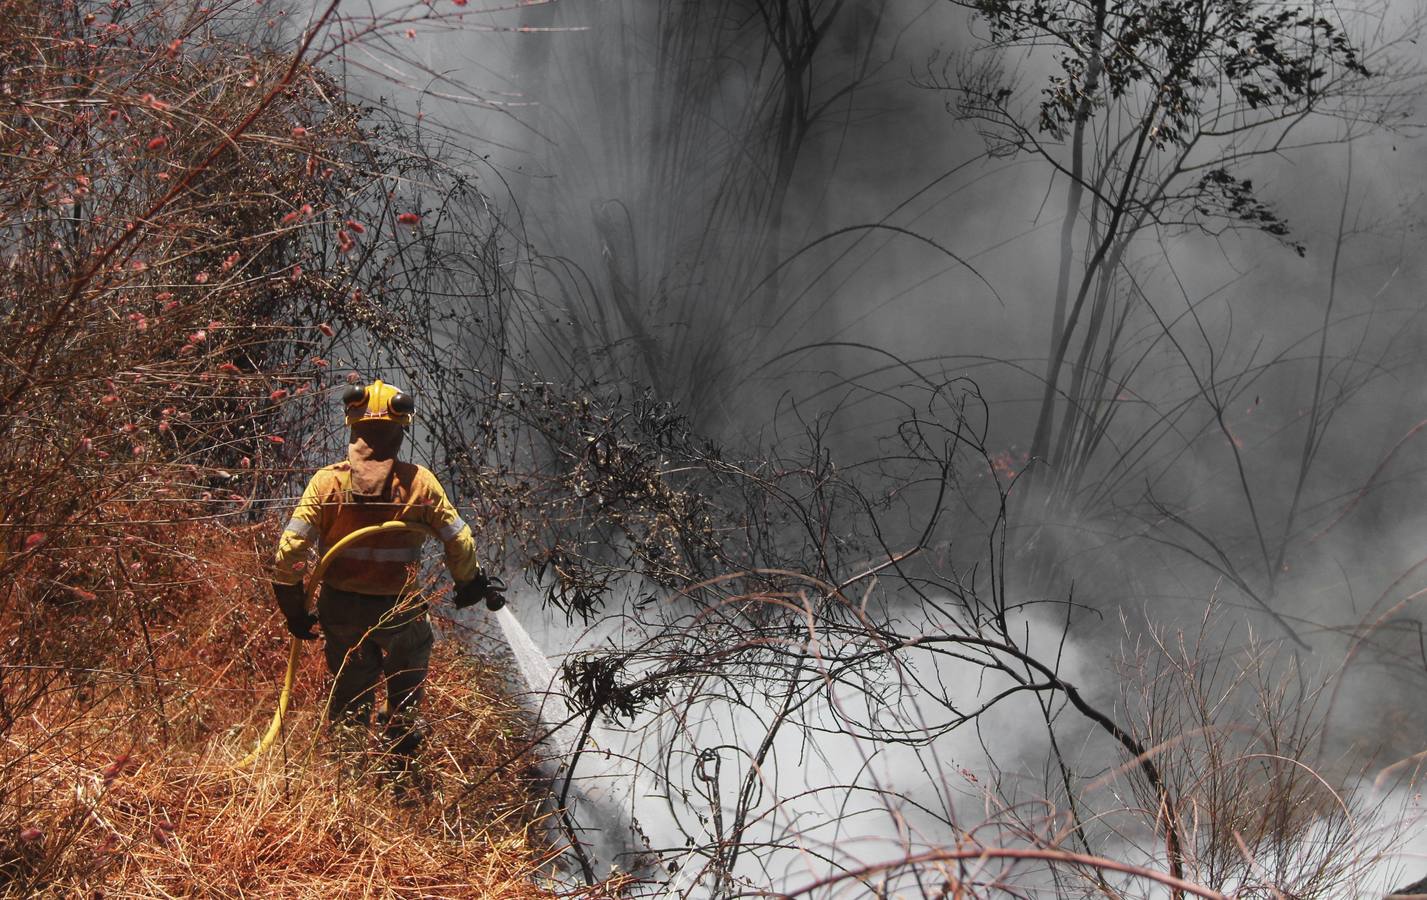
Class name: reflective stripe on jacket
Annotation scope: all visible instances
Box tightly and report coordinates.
[272,460,481,594]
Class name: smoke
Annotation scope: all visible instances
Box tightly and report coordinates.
[322,0,1427,892]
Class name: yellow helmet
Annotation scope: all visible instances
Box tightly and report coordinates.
[341,379,415,427]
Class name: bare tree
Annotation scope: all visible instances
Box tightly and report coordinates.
[506,0,895,430]
[934,0,1418,508]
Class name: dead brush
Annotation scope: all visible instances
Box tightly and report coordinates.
[0,1,621,896]
[1105,606,1411,898]
[1,516,564,899]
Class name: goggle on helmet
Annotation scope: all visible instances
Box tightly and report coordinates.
[342,378,415,427]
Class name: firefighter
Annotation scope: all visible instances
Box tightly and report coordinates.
[269,378,503,766]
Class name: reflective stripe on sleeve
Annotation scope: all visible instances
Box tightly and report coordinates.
[334,546,423,562]
[437,516,468,541]
[284,518,318,540]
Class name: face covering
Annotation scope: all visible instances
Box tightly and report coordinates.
[347,422,404,497]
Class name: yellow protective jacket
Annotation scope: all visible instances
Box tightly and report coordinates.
[272,460,481,595]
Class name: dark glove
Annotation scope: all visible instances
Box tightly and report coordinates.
[285,610,319,641]
[483,577,507,611]
[454,574,507,611]
[272,581,318,640]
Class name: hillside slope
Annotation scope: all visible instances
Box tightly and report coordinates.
[1,518,569,898]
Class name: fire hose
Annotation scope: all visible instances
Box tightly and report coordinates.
[235,520,440,769]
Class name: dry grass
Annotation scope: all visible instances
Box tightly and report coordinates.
[0,519,569,899]
[0,5,612,894]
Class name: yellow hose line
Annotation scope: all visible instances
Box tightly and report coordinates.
[236,520,440,769]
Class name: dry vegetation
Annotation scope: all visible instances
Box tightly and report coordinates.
[2,519,562,898]
[0,1,577,896]
[5,0,1427,896]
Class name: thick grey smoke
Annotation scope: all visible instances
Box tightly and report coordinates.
[330,0,1427,892]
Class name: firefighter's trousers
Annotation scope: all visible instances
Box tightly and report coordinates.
[317,585,433,754]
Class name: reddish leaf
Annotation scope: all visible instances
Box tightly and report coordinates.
[101,753,132,781]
